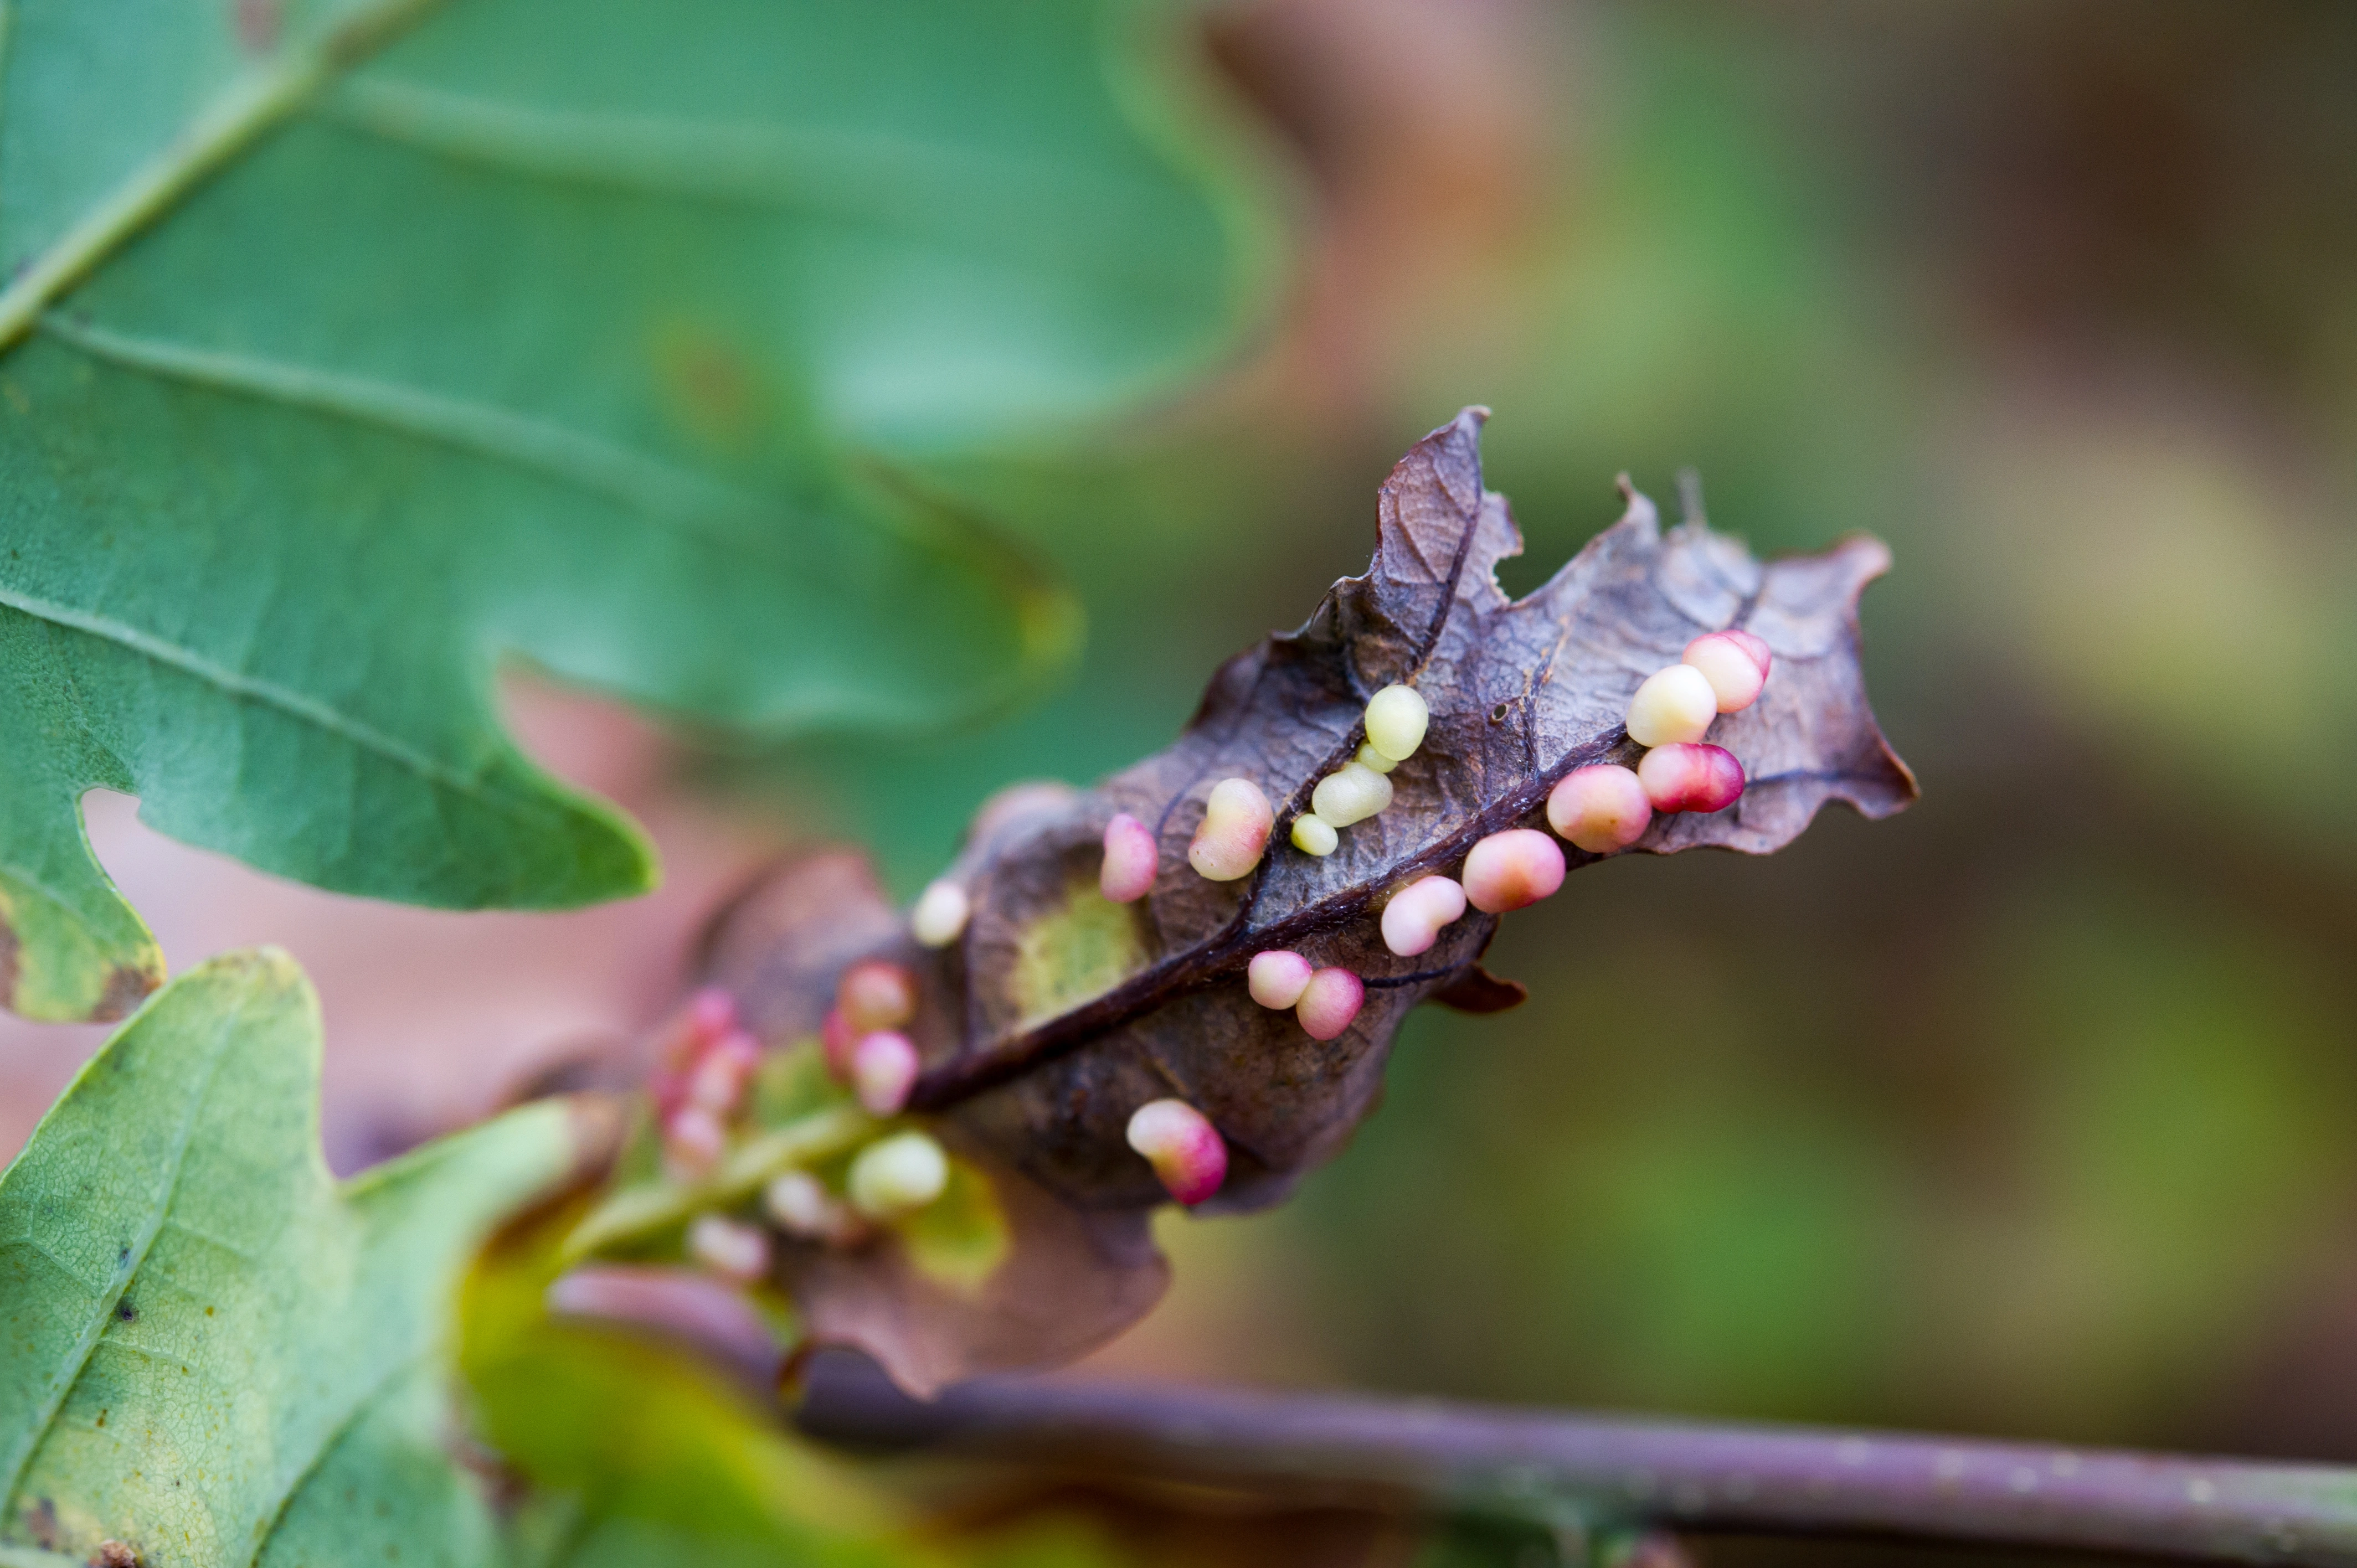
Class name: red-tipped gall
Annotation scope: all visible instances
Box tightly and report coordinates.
[820,1007,857,1081]
[1126,1098,1228,1205]
[1638,742,1746,813]
[1100,812,1159,902]
[663,1105,726,1173]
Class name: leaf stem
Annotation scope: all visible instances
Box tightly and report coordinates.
[0,0,442,353]
[559,1103,875,1264]
[797,1358,2357,1566]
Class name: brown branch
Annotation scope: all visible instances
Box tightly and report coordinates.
[796,1354,2357,1566]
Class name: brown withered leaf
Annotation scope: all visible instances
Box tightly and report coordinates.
[703,408,1915,1392]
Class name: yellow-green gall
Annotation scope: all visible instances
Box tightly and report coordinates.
[1365,684,1429,762]
[1291,812,1339,856]
[848,1131,951,1219]
[1311,761,1392,827]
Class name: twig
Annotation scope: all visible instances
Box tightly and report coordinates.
[796,1354,2357,1565]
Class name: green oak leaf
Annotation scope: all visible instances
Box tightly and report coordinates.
[0,948,584,1567]
[0,0,1283,1021]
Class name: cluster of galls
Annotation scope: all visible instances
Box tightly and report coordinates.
[1104,637,1772,1210]
[682,636,1779,1236]
[658,976,956,1286]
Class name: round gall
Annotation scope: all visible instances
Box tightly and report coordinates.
[1099,812,1159,903]
[1638,742,1746,813]
[838,960,917,1033]
[1625,663,1718,747]
[1461,829,1566,913]
[911,879,970,947]
[1682,630,1771,713]
[1127,1098,1228,1205]
[687,1214,770,1283]
[1547,765,1651,853]
[1296,967,1365,1040]
[848,1131,951,1219]
[1249,950,1315,1009]
[1364,684,1430,762]
[1381,875,1468,957]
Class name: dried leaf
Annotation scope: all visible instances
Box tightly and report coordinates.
[701,409,1915,1391]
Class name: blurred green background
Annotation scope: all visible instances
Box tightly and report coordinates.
[770,0,2357,1463]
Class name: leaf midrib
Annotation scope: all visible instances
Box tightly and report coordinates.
[0,976,248,1510]
[0,583,568,828]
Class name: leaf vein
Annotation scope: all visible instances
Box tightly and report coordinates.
[0,983,247,1511]
[242,1345,430,1568]
[38,314,736,522]
[0,583,555,824]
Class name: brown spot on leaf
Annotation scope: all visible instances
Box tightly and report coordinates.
[90,962,161,1024]
[90,1540,141,1568]
[650,326,766,450]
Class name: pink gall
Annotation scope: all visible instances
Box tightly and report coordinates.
[1248,949,1315,1010]
[1682,629,1771,713]
[663,1105,726,1174]
[1100,812,1159,903]
[1296,967,1366,1041]
[1381,874,1468,957]
[1126,1098,1228,1205]
[1547,764,1651,853]
[1461,829,1566,913]
[1639,742,1746,813]
[686,986,738,1043]
[851,1029,920,1116]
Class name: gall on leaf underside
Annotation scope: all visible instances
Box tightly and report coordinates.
[702,408,1916,1393]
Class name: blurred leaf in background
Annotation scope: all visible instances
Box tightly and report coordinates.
[0,950,580,1566]
[0,0,1284,1023]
